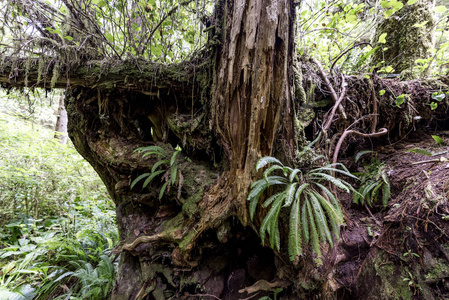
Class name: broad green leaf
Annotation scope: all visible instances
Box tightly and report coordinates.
[431,92,445,102]
[434,5,447,13]
[431,135,444,145]
[412,21,429,28]
[378,33,387,44]
[395,94,405,107]
[430,102,438,110]
[407,0,418,4]
[379,90,386,96]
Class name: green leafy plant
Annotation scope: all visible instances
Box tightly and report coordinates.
[248,137,356,264]
[131,145,182,200]
[353,151,391,207]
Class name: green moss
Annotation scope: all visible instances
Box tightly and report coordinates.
[182,187,204,218]
[425,258,449,281]
[372,1,435,73]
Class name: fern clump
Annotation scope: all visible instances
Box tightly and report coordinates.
[131,145,182,200]
[248,142,356,264]
[353,151,390,207]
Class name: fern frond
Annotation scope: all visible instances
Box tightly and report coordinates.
[309,193,332,245]
[256,156,283,171]
[294,183,310,202]
[269,200,283,251]
[311,190,343,225]
[306,198,322,264]
[171,165,178,184]
[314,182,341,215]
[248,179,271,200]
[170,150,181,166]
[283,183,298,207]
[301,199,309,244]
[264,165,284,181]
[355,150,374,163]
[382,183,390,206]
[151,159,169,173]
[288,198,302,261]
[310,172,353,193]
[130,173,150,189]
[312,166,358,179]
[260,199,283,246]
[159,181,169,200]
[142,170,165,188]
[135,145,167,156]
[263,192,284,208]
[289,168,302,183]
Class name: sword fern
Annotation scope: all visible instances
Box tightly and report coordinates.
[248,144,356,264]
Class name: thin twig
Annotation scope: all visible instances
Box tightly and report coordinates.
[313,58,347,120]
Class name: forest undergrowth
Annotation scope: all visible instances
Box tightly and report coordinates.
[0,94,118,300]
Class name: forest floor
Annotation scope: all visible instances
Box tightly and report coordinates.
[335,128,449,299]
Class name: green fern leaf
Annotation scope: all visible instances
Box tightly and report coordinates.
[294,183,310,202]
[171,165,178,184]
[142,170,165,188]
[283,183,298,207]
[314,182,342,215]
[270,200,283,251]
[301,199,309,244]
[248,179,271,200]
[382,183,390,206]
[151,159,169,173]
[289,168,302,183]
[312,190,343,225]
[288,198,302,261]
[260,199,283,246]
[310,193,332,245]
[355,150,374,163]
[135,145,167,156]
[264,165,284,181]
[159,181,169,200]
[130,173,150,189]
[371,182,383,203]
[312,166,359,179]
[263,192,284,208]
[170,150,181,166]
[306,198,322,264]
[310,172,352,193]
[256,156,283,171]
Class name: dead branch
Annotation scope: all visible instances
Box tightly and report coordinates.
[313,58,347,120]
[371,80,378,133]
[332,128,388,174]
[322,74,347,132]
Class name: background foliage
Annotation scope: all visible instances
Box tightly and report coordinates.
[0,93,118,299]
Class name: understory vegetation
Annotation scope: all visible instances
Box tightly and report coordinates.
[0,95,118,300]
